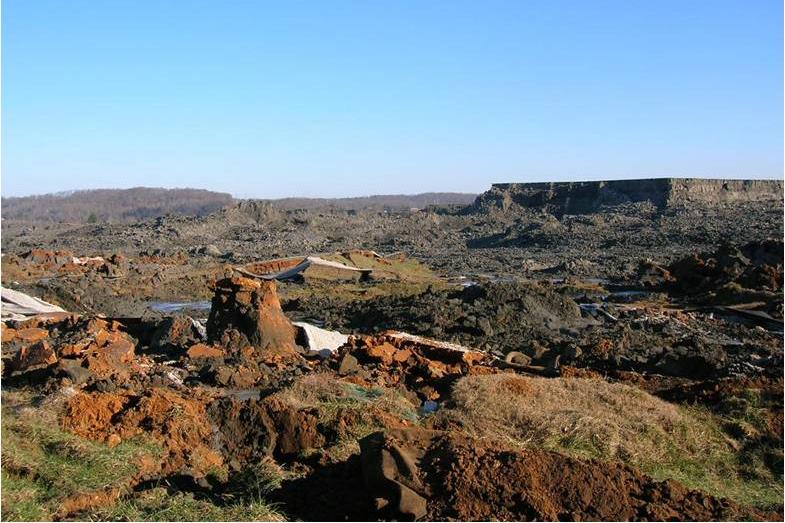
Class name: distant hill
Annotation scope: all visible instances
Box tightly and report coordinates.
[1,188,478,223]
[1,187,235,223]
[265,192,477,211]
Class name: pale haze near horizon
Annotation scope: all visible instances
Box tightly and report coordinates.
[2,0,783,199]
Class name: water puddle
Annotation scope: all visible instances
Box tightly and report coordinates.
[148,300,211,313]
[607,290,651,302]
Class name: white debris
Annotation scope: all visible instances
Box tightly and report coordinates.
[71,256,105,265]
[166,370,184,386]
[271,256,371,280]
[236,253,377,282]
[293,321,349,357]
[1,287,66,321]
[189,317,207,340]
[383,331,478,355]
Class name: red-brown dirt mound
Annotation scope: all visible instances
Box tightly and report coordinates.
[62,388,222,477]
[360,427,776,521]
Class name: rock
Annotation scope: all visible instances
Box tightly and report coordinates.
[12,340,57,371]
[477,317,494,336]
[213,366,234,386]
[14,327,49,344]
[504,351,532,366]
[638,259,676,288]
[364,342,408,366]
[562,344,582,360]
[212,366,257,388]
[186,343,225,359]
[359,428,434,521]
[55,359,92,384]
[151,315,205,352]
[344,332,493,400]
[338,353,360,376]
[201,244,223,257]
[81,331,136,379]
[206,277,298,357]
[2,326,18,343]
[523,341,549,360]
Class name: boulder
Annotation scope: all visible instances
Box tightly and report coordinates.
[12,340,57,371]
[206,277,298,357]
[151,315,205,352]
[338,353,360,376]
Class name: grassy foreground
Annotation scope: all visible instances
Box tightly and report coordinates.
[0,390,284,521]
[440,374,783,511]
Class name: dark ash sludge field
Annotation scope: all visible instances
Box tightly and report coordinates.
[1,178,783,521]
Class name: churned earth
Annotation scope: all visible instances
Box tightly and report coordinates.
[1,179,783,521]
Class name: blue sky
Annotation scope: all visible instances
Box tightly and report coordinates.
[2,0,782,198]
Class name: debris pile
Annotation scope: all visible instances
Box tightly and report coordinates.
[1,179,782,522]
[335,331,493,400]
[640,239,783,315]
[1,287,66,320]
[291,280,584,355]
[2,314,139,382]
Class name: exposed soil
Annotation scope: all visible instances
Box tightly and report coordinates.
[359,428,777,521]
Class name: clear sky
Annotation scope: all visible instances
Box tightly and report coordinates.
[2,0,782,198]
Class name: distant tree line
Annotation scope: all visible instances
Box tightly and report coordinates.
[1,187,479,224]
[1,187,235,223]
[265,192,478,211]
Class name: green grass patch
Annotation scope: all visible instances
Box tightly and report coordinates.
[77,488,284,522]
[1,390,161,521]
[270,375,419,461]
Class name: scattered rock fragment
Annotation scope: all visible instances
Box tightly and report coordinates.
[150,314,206,352]
[338,331,493,400]
[12,340,58,371]
[186,343,224,359]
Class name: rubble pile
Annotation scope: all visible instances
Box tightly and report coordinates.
[2,313,140,383]
[2,249,126,281]
[335,331,494,400]
[290,280,584,355]
[641,239,783,304]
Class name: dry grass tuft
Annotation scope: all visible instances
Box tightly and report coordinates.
[443,374,699,462]
[271,373,418,423]
[270,373,419,460]
[437,374,782,509]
